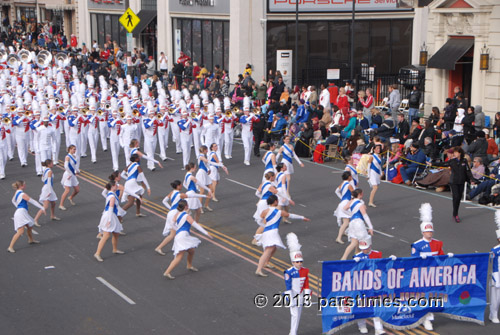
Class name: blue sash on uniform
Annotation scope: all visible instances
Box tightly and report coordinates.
[263,208,281,232]
[175,212,191,234]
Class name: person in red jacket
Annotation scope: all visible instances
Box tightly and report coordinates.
[70,34,77,48]
[328,81,338,108]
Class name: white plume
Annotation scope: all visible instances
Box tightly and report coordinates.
[419,203,432,223]
[286,233,301,253]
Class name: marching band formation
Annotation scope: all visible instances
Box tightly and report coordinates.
[3,47,500,335]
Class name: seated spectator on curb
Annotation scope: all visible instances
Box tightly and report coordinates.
[422,137,438,161]
[374,111,395,142]
[405,117,422,148]
[468,130,488,166]
[371,108,382,127]
[341,110,358,139]
[395,112,410,143]
[418,119,436,148]
[486,128,499,162]
[471,157,485,183]
[467,157,500,200]
[355,110,370,131]
[400,143,427,185]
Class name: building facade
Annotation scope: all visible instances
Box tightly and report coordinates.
[424,0,500,117]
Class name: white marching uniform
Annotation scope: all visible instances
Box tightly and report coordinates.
[50,112,65,162]
[253,181,274,227]
[143,116,160,170]
[87,114,100,162]
[108,117,123,171]
[334,181,352,226]
[178,118,193,168]
[203,121,220,151]
[122,162,145,202]
[67,114,84,165]
[347,199,373,241]
[39,167,57,202]
[162,190,182,236]
[99,112,109,151]
[209,150,222,182]
[0,126,9,178]
[158,113,172,160]
[191,113,203,157]
[196,153,211,186]
[12,190,39,231]
[37,123,57,163]
[98,192,123,233]
[12,115,30,166]
[346,164,359,189]
[101,187,127,218]
[120,123,138,167]
[275,171,290,207]
[172,211,209,255]
[183,172,203,210]
[368,153,382,187]
[258,208,286,249]
[30,120,43,175]
[239,114,257,163]
[61,153,79,187]
[280,143,302,175]
[171,111,182,153]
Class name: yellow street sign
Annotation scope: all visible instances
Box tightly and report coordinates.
[119,8,140,33]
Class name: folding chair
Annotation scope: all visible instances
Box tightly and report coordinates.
[324,144,341,162]
[376,97,389,110]
[412,157,431,184]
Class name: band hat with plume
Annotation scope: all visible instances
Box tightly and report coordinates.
[495,210,500,240]
[419,203,433,233]
[359,236,372,250]
[286,232,303,262]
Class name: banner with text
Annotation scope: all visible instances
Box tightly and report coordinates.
[321,253,489,334]
[268,0,414,13]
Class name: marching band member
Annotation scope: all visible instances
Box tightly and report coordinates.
[191,100,203,156]
[158,99,172,161]
[8,180,45,253]
[33,159,60,226]
[261,142,277,181]
[367,144,382,207]
[79,84,90,158]
[490,210,500,324]
[252,172,281,245]
[239,106,259,166]
[171,95,182,154]
[178,110,193,169]
[284,233,311,335]
[67,98,85,166]
[0,118,10,179]
[98,88,110,152]
[183,162,212,223]
[121,154,150,217]
[344,155,359,189]
[37,115,57,168]
[94,180,124,262]
[121,113,139,167]
[334,171,355,244]
[108,109,123,172]
[155,180,207,256]
[255,195,309,277]
[196,145,214,212]
[50,97,67,162]
[12,104,30,167]
[276,135,304,190]
[354,236,386,335]
[162,199,213,279]
[143,104,162,171]
[129,139,163,169]
[59,145,80,211]
[207,143,228,205]
[29,109,42,176]
[411,203,445,331]
[87,97,100,164]
[341,189,374,260]
[275,163,295,223]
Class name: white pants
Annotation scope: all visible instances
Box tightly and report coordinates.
[110,135,121,171]
[69,134,81,166]
[52,130,62,163]
[15,134,28,165]
[224,130,234,158]
[80,126,88,156]
[192,128,201,157]
[34,150,42,175]
[289,306,302,335]
[171,117,181,153]
[144,135,157,170]
[99,121,109,150]
[357,317,383,332]
[88,128,99,162]
[180,133,192,168]
[241,130,253,163]
[7,132,15,159]
[218,132,224,157]
[40,148,52,163]
[0,144,6,176]
[64,119,70,149]
[491,285,500,319]
[158,127,169,160]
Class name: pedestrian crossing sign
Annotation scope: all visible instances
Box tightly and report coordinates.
[119,8,140,33]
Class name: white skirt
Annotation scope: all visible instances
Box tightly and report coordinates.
[283,160,294,175]
[209,166,220,182]
[368,170,381,187]
[334,199,351,226]
[122,179,145,202]
[172,230,201,255]
[278,189,290,207]
[163,210,177,236]
[196,169,211,186]
[117,205,127,217]
[39,184,58,202]
[257,229,286,249]
[61,171,79,187]
[253,199,268,227]
[186,190,202,210]
[347,218,369,241]
[13,208,35,231]
[98,211,123,233]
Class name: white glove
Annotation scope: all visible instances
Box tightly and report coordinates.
[447,252,454,258]
[389,255,397,261]
[421,254,427,259]
[354,257,361,262]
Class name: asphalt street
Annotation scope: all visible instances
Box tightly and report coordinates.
[1,136,499,335]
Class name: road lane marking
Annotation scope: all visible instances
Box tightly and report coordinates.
[225,178,257,190]
[96,277,136,305]
[374,230,395,238]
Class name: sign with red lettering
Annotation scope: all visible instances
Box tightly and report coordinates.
[268,0,414,13]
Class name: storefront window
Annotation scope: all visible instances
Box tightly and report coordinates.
[391,20,412,73]
[371,20,391,74]
[308,22,328,68]
[329,21,350,67]
[91,13,126,51]
[173,18,229,71]
[17,7,36,22]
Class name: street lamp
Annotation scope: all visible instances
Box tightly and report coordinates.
[480,44,489,71]
[419,42,428,67]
